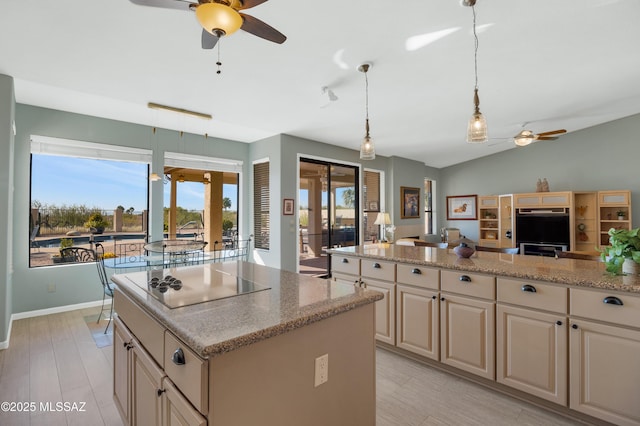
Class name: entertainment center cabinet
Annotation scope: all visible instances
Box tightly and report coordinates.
[478,190,631,254]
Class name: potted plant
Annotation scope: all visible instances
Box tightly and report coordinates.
[52,238,74,264]
[616,210,626,220]
[600,227,640,275]
[84,212,110,234]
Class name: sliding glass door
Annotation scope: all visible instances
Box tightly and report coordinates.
[299,159,359,276]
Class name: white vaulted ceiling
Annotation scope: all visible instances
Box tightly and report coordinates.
[1,0,639,167]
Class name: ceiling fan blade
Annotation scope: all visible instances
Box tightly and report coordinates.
[237,0,269,10]
[201,29,219,49]
[240,13,286,44]
[129,0,195,11]
[535,136,559,141]
[537,129,567,137]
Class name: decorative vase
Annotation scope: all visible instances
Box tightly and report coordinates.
[453,242,475,259]
[622,258,640,276]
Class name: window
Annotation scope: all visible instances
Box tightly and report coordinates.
[29,135,151,267]
[425,179,435,234]
[253,160,270,250]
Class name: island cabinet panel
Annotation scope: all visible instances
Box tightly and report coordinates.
[331,272,359,287]
[440,293,495,380]
[162,378,206,426]
[396,264,439,290]
[114,317,133,425]
[441,270,495,300]
[569,319,640,426]
[331,255,359,276]
[361,259,396,282]
[131,338,164,426]
[396,285,439,360]
[363,278,396,345]
[496,305,567,405]
[497,278,568,314]
[570,287,640,329]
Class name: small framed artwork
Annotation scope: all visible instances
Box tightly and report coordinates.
[283,198,294,215]
[369,201,379,212]
[400,186,421,219]
[446,194,478,220]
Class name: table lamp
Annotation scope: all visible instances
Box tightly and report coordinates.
[374,212,391,242]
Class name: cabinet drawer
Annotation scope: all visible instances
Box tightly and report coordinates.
[332,272,359,287]
[570,288,640,328]
[331,255,359,276]
[498,278,567,314]
[397,264,439,290]
[114,290,165,365]
[441,270,495,300]
[361,259,395,282]
[164,331,209,415]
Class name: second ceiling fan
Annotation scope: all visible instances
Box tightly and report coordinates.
[130,0,287,49]
[513,129,567,146]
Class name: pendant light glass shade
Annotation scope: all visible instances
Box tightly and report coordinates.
[467,89,488,143]
[359,63,376,160]
[196,3,243,36]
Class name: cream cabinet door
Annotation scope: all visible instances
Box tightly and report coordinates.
[113,317,133,425]
[396,285,439,360]
[440,293,495,379]
[496,305,567,405]
[570,320,640,426]
[162,378,206,426]
[362,278,395,345]
[332,272,359,287]
[132,341,165,426]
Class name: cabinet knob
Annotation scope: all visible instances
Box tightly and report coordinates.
[459,275,471,283]
[373,262,381,269]
[157,388,166,397]
[432,295,437,300]
[556,320,563,326]
[341,258,349,263]
[411,268,422,275]
[123,340,133,350]
[172,348,186,365]
[440,297,445,301]
[603,296,623,306]
[521,284,537,293]
[571,324,578,330]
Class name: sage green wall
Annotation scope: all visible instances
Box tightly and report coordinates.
[0,75,15,344]
[11,104,249,315]
[438,113,640,242]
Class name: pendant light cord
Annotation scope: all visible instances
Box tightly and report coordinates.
[472,5,479,90]
[364,68,370,136]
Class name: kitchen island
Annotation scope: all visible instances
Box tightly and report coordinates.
[110,261,383,426]
[328,244,640,426]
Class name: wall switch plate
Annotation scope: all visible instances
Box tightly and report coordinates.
[314,354,328,387]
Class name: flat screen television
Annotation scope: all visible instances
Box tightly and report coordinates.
[515,213,570,246]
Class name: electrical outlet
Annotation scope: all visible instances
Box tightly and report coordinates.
[314,354,329,387]
[47,283,56,293]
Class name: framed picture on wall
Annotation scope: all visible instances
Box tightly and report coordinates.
[446,194,478,220]
[283,198,294,215]
[400,187,420,219]
[369,201,379,212]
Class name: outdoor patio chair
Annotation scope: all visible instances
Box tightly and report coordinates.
[59,246,96,263]
[95,243,115,334]
[29,225,40,252]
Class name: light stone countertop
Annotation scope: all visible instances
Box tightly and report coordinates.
[328,244,640,293]
[111,261,383,358]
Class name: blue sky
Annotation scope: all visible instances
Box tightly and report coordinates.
[31,155,237,211]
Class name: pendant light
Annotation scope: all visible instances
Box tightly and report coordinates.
[464,0,488,143]
[359,63,376,160]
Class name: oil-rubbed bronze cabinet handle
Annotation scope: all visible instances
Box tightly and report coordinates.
[459,275,471,282]
[603,296,623,306]
[411,268,421,274]
[172,348,186,365]
[373,263,381,269]
[521,284,537,293]
[341,258,349,263]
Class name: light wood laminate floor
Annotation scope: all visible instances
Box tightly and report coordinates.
[1,308,588,426]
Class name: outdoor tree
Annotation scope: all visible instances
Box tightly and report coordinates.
[223,197,232,210]
[126,207,135,214]
[342,188,355,208]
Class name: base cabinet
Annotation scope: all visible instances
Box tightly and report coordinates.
[114,316,207,426]
[396,285,439,360]
[363,279,396,345]
[440,294,495,380]
[569,319,640,426]
[496,304,567,405]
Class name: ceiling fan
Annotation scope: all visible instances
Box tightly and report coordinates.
[129,0,287,49]
[512,129,567,146]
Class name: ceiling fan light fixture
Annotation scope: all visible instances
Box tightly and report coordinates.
[514,130,535,146]
[196,3,243,37]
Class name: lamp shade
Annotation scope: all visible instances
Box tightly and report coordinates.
[374,212,391,226]
[196,3,243,36]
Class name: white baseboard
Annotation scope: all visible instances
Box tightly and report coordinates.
[0,299,112,350]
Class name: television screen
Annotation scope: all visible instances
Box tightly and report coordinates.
[515,214,570,246]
